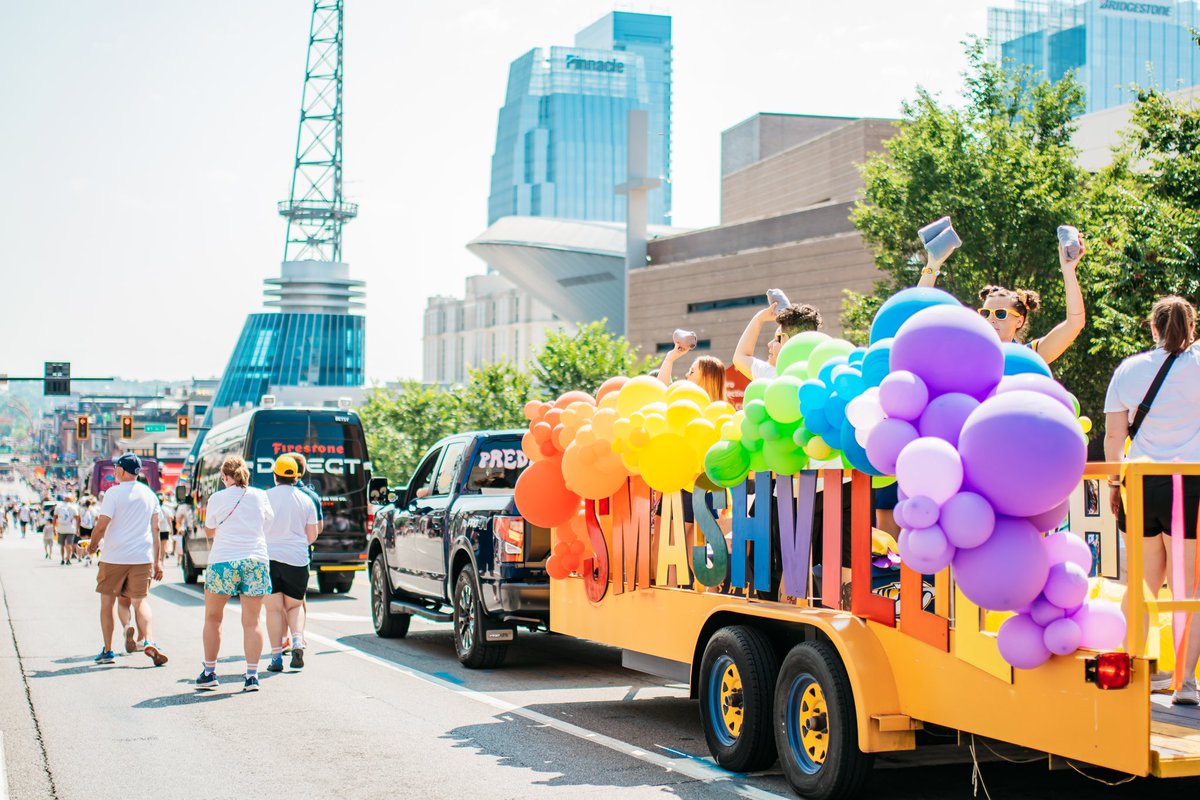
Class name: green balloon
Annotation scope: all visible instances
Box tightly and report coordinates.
[806,339,857,380]
[704,440,752,487]
[1069,392,1081,417]
[781,362,809,381]
[743,379,770,405]
[744,398,768,424]
[759,419,782,441]
[871,475,897,488]
[776,331,831,373]
[749,450,769,474]
[792,423,813,447]
[764,439,809,475]
[764,376,804,424]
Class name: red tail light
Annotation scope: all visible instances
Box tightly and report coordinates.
[494,516,525,563]
[1085,652,1131,690]
[367,511,375,530]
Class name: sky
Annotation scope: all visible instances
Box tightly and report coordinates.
[0,0,998,385]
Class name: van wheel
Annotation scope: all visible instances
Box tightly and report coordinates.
[371,558,410,639]
[453,564,507,669]
[181,547,199,585]
[698,626,779,772]
[333,574,354,593]
[774,641,872,800]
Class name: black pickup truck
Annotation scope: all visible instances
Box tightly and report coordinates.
[367,430,550,668]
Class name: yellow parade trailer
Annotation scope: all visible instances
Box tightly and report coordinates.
[547,461,1200,799]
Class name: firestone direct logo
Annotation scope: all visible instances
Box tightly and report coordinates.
[1098,0,1172,16]
[565,54,625,74]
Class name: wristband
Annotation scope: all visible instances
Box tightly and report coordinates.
[921,267,940,276]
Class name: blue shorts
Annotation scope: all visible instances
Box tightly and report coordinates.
[205,558,272,597]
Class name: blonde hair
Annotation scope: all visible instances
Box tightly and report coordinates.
[691,356,727,402]
[220,456,250,487]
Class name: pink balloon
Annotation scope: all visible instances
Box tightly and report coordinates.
[1027,499,1070,533]
[1030,595,1066,626]
[891,305,1005,400]
[1074,601,1126,650]
[939,491,996,549]
[917,392,980,448]
[899,525,955,574]
[865,417,919,475]
[896,437,963,505]
[905,495,940,529]
[1043,617,1082,656]
[952,516,1050,611]
[879,371,929,421]
[1044,531,1093,573]
[997,613,1052,669]
[1043,562,1089,610]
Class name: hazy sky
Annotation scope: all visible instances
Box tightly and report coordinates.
[1,0,997,384]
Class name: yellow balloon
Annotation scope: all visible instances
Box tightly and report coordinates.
[804,436,833,460]
[621,450,641,473]
[638,433,700,493]
[629,428,650,449]
[599,392,620,411]
[667,399,703,433]
[629,411,647,429]
[685,417,720,454]
[704,401,735,423]
[575,426,596,448]
[617,376,668,418]
[666,380,711,407]
[721,421,743,442]
[644,401,669,418]
[644,413,670,438]
[612,417,633,441]
[1079,415,1093,435]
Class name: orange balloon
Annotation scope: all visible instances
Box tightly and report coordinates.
[532,421,553,444]
[562,442,630,500]
[555,390,596,409]
[596,376,629,402]
[539,441,558,458]
[544,408,563,428]
[521,431,541,463]
[514,456,581,528]
[523,400,544,421]
[546,555,569,580]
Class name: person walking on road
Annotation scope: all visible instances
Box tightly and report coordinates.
[198,455,274,692]
[280,453,323,653]
[55,494,80,565]
[79,497,97,566]
[264,455,320,673]
[41,506,55,559]
[18,503,30,538]
[85,454,168,667]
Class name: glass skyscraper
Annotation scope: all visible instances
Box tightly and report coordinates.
[988,0,1200,113]
[488,12,672,226]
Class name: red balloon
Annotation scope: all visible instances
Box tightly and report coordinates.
[546,555,569,580]
[515,456,581,528]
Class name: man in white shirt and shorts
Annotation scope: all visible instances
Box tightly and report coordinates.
[54,494,80,564]
[264,455,320,672]
[86,454,168,667]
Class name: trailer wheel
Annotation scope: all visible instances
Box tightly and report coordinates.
[774,641,872,800]
[698,626,779,772]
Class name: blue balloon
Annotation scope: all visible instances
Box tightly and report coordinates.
[831,365,866,400]
[861,338,893,388]
[805,408,834,437]
[824,393,849,430]
[818,356,850,387]
[848,348,867,366]
[1001,342,1052,378]
[799,380,829,420]
[840,417,883,475]
[869,287,962,344]
[822,415,844,450]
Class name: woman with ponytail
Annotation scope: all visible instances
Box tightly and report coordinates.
[1104,295,1200,705]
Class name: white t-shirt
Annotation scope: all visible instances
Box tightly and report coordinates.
[97,481,160,564]
[80,506,97,529]
[54,502,79,534]
[1104,345,1200,462]
[750,357,776,381]
[265,484,318,567]
[205,486,273,564]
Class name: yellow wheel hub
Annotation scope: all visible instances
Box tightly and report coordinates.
[719,663,744,740]
[798,682,829,765]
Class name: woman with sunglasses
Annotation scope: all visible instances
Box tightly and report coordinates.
[976,236,1086,365]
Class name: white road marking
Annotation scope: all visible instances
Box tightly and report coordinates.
[158,582,788,800]
[0,731,8,800]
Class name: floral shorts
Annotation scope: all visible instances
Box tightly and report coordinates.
[205,558,272,597]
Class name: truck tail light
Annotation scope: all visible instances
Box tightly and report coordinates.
[494,516,525,563]
[367,511,375,530]
[1085,652,1131,690]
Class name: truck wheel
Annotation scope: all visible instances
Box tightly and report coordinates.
[181,547,199,585]
[774,641,872,800]
[371,558,410,639]
[698,626,779,772]
[333,574,354,593]
[453,564,507,669]
[316,573,334,594]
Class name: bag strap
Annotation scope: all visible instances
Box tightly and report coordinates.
[1129,352,1180,441]
[216,488,247,528]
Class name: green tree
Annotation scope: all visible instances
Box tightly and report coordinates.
[531,320,654,397]
[359,382,461,482]
[457,361,541,431]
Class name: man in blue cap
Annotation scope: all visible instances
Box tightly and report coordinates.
[86,454,168,666]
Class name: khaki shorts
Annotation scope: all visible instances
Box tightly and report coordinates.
[96,562,153,599]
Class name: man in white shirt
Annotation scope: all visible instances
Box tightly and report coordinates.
[54,494,80,565]
[85,454,168,667]
[264,455,319,672]
[732,301,824,381]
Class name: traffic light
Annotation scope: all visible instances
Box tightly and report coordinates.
[121,416,134,438]
[44,362,70,396]
[76,416,89,439]
[177,416,190,439]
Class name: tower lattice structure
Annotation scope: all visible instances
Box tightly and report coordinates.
[278,0,357,263]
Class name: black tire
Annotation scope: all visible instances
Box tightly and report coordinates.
[370,558,410,639]
[698,625,780,772]
[333,574,354,594]
[316,573,334,595]
[181,547,199,585]
[453,564,507,669]
[774,641,872,800]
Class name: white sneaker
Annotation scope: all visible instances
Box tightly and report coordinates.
[1173,680,1199,706]
[1152,671,1174,693]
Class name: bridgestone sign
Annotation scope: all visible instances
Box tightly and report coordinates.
[1098,1,1173,17]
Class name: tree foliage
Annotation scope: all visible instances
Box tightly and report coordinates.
[531,320,654,397]
[360,381,462,482]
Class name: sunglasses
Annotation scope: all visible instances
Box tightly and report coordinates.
[774,332,789,344]
[978,308,1023,321]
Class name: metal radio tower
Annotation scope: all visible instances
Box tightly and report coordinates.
[278,0,357,263]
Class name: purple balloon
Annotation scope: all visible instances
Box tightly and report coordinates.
[998,613,1052,669]
[916,392,980,448]
[952,516,1050,611]
[900,525,955,573]
[1073,601,1126,650]
[865,418,919,475]
[879,371,930,421]
[939,491,996,549]
[992,374,1076,415]
[905,495,940,529]
[891,305,1005,400]
[1044,531,1093,573]
[959,390,1086,517]
[1030,595,1066,626]
[1043,561,1089,610]
[1027,498,1070,533]
[1043,617,1082,656]
[892,499,911,529]
[896,437,963,505]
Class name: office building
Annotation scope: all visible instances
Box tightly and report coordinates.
[988,0,1200,113]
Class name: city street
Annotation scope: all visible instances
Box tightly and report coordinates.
[0,530,1196,800]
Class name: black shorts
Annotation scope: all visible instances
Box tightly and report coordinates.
[59,533,76,546]
[1118,475,1200,538]
[269,561,309,600]
[79,527,92,539]
[159,530,170,541]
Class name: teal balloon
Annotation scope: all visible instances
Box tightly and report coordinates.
[861,338,893,387]
[1001,342,1052,378]
[869,287,961,344]
[704,440,752,487]
[763,439,809,475]
[764,376,804,424]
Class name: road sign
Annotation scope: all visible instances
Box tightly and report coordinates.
[143,424,166,432]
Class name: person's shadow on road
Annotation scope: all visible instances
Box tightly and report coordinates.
[132,674,278,708]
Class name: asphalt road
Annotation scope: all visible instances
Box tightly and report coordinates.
[3,528,1200,800]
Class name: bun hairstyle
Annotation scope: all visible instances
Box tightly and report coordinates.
[220,455,250,488]
[1151,295,1197,355]
[979,285,1041,337]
